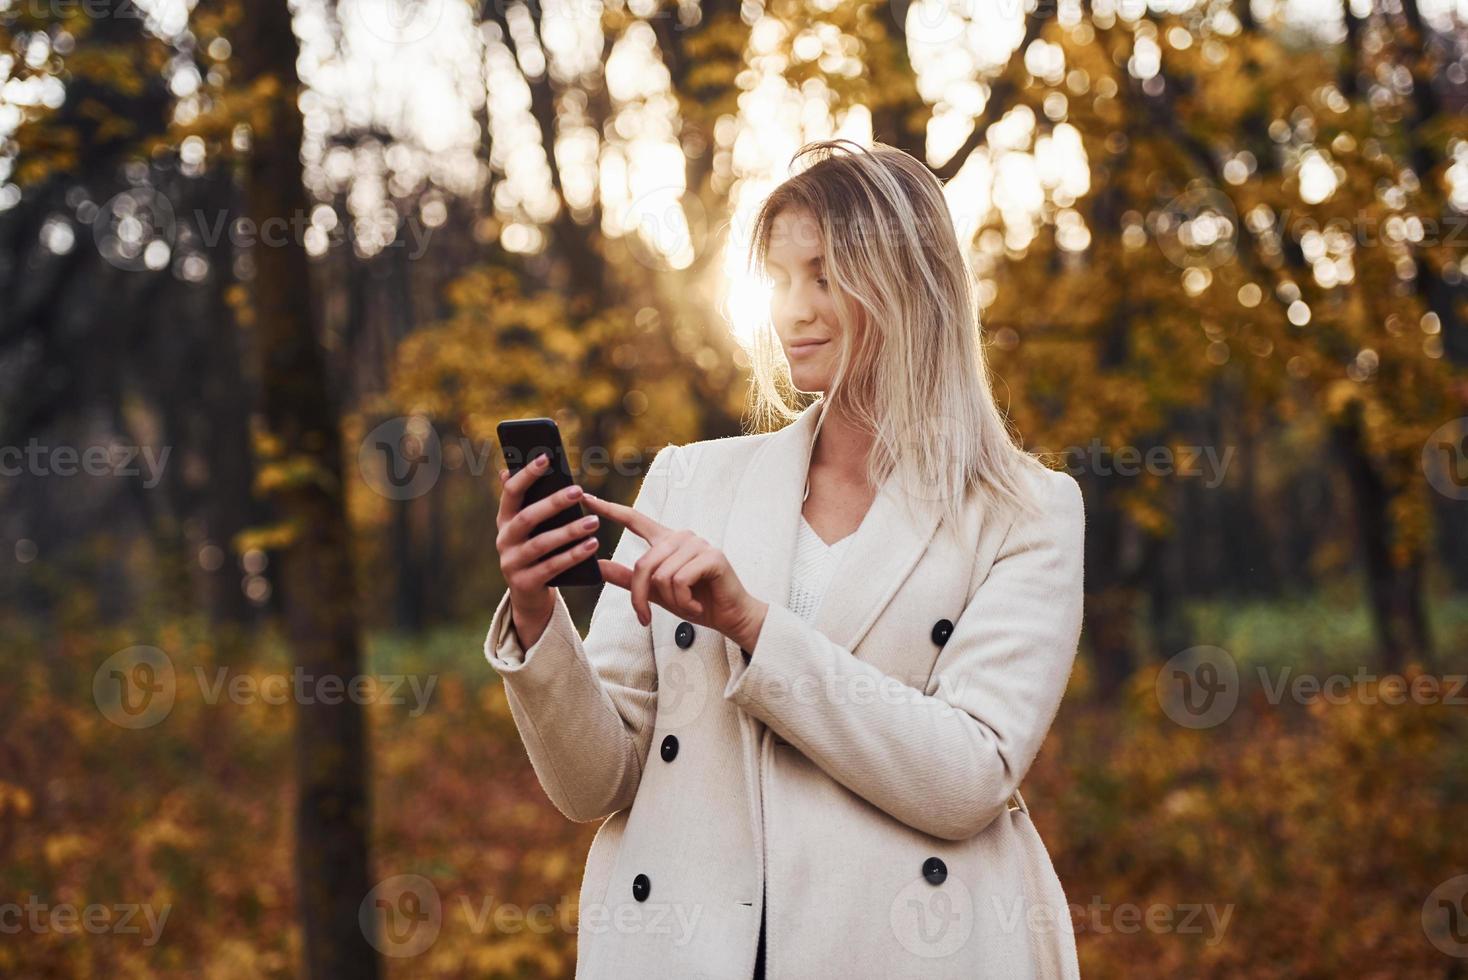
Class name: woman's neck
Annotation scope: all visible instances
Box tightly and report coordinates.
[810,402,875,487]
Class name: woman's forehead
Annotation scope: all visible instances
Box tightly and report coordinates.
[769,207,822,239]
[766,211,824,265]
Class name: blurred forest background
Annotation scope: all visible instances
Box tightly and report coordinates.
[3,0,1468,976]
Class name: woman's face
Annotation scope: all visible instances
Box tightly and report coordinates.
[766,208,842,392]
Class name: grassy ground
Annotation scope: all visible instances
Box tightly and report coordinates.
[2,586,1465,977]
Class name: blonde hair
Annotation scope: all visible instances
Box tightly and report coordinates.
[742,138,1053,531]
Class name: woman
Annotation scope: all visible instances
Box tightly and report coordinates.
[487,139,1086,979]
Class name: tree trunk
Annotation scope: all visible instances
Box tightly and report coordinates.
[1328,398,1434,672]
[236,3,380,977]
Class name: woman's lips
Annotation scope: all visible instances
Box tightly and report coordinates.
[789,340,829,357]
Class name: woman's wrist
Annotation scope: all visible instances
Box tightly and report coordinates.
[731,598,769,653]
[509,590,554,650]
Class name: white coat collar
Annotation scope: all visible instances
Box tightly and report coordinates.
[718,399,944,671]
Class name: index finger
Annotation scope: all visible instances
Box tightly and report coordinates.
[581,492,669,544]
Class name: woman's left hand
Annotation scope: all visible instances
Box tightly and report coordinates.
[580,490,767,650]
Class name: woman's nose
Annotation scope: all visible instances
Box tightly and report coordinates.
[776,284,816,328]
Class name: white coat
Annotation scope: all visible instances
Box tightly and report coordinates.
[484,401,1087,978]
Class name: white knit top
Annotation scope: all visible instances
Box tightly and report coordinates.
[788,513,854,623]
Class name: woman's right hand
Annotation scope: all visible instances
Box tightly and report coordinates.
[494,453,602,649]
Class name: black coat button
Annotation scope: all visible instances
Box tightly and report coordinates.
[931,619,954,646]
[632,873,651,901]
[675,621,696,648]
[660,734,679,762]
[922,856,947,885]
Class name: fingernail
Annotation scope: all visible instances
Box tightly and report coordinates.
[567,485,583,498]
[534,455,549,468]
[581,515,598,528]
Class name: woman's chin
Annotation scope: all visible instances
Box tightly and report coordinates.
[790,367,831,393]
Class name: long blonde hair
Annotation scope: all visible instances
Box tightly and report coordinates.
[743,138,1053,531]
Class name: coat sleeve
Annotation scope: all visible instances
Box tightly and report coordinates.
[483,443,679,823]
[723,468,1086,841]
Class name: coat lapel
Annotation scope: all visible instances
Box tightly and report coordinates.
[719,400,943,676]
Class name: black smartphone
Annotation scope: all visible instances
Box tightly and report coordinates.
[496,418,604,588]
